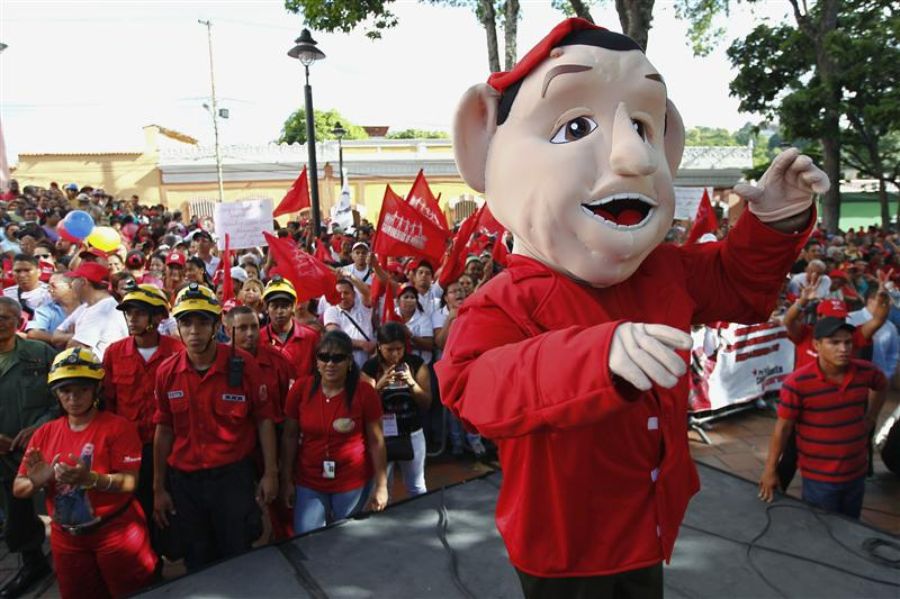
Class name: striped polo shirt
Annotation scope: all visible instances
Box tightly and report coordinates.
[778,359,887,483]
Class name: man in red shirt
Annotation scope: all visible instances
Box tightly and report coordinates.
[438,18,829,596]
[259,276,318,378]
[151,283,278,571]
[103,283,182,550]
[759,316,888,517]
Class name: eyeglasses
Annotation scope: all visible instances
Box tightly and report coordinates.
[316,352,350,364]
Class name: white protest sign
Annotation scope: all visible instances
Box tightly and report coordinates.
[213,198,274,250]
[674,187,708,220]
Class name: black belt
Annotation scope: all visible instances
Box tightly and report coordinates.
[59,498,133,537]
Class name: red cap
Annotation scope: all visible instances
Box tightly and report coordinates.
[66,261,110,285]
[487,18,604,93]
[816,299,848,319]
[222,298,242,312]
[166,251,186,267]
[829,269,848,280]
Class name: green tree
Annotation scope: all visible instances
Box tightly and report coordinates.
[386,129,450,139]
[684,126,739,146]
[278,108,368,145]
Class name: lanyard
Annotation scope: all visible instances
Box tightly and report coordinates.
[318,389,343,459]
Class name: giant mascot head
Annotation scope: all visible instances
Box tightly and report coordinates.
[454,18,685,288]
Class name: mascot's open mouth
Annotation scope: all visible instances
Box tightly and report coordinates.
[581,193,657,229]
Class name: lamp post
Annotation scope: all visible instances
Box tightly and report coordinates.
[331,122,346,188]
[288,29,326,235]
[198,20,225,204]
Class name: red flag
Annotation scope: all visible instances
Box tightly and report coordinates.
[274,167,310,217]
[685,189,718,245]
[381,278,401,324]
[466,205,505,255]
[491,232,510,267]
[220,234,234,303]
[405,170,449,231]
[314,238,334,265]
[373,185,450,265]
[263,232,341,305]
[437,205,482,288]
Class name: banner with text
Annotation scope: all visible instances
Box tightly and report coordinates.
[674,187,710,220]
[213,198,274,250]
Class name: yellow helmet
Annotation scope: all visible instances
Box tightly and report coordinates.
[48,348,105,389]
[118,283,170,315]
[171,282,221,319]
[263,275,297,304]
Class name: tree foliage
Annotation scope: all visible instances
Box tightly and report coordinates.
[278,108,369,145]
[386,129,450,139]
[284,0,399,39]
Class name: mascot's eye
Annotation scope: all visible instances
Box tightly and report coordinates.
[632,119,649,142]
[550,116,598,144]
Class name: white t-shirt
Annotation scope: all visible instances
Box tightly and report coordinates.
[3,284,52,313]
[70,296,129,360]
[417,283,443,318]
[402,309,435,364]
[323,301,374,368]
[340,264,374,283]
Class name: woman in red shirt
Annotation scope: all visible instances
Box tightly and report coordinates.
[280,330,388,534]
[13,348,157,599]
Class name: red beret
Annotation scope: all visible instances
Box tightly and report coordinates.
[487,18,604,93]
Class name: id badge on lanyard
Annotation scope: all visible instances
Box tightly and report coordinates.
[322,460,336,479]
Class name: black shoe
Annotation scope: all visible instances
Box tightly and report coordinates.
[0,560,52,599]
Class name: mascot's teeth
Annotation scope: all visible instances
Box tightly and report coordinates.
[584,193,658,208]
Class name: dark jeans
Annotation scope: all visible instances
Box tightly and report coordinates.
[168,458,262,572]
[801,475,866,519]
[0,474,46,567]
[516,563,663,599]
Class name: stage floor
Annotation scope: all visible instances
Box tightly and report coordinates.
[140,462,900,598]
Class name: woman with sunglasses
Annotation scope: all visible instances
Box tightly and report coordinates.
[13,348,157,599]
[280,331,388,534]
[361,322,432,497]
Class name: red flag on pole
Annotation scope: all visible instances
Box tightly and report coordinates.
[220,234,234,303]
[685,189,718,245]
[274,167,310,217]
[373,185,450,265]
[437,205,483,288]
[405,169,449,231]
[263,231,341,305]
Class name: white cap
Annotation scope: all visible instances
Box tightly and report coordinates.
[230,266,249,283]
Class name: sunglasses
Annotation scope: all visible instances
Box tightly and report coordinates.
[317,352,350,364]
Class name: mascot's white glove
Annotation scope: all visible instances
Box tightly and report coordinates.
[733,147,830,223]
[609,323,693,392]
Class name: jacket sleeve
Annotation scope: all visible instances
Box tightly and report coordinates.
[436,299,640,440]
[681,209,814,325]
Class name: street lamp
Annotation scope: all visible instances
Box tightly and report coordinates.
[331,122,346,188]
[288,29,326,235]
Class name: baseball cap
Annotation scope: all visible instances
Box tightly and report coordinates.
[126,250,145,268]
[191,229,213,242]
[166,251,186,267]
[351,241,370,252]
[813,317,855,339]
[64,183,78,191]
[816,299,848,319]
[76,193,91,203]
[230,266,248,283]
[66,261,110,285]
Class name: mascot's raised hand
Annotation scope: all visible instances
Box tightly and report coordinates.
[733,147,830,223]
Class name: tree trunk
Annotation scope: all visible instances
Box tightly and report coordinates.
[811,0,842,233]
[878,178,890,228]
[568,0,594,22]
[614,0,655,51]
[503,0,520,71]
[478,0,501,73]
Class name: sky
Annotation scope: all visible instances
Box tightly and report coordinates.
[0,0,793,162]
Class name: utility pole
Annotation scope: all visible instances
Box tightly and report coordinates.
[198,19,225,203]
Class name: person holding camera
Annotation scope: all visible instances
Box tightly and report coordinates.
[361,322,432,498]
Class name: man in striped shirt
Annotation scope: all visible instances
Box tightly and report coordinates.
[759,314,888,518]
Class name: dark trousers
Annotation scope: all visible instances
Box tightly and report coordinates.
[802,475,866,519]
[516,563,663,599]
[0,475,46,567]
[168,458,262,572]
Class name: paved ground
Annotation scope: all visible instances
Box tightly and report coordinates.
[5,392,898,597]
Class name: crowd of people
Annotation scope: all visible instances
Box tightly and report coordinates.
[0,179,898,598]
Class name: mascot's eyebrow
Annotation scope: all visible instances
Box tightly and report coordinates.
[541,64,592,98]
[646,73,664,84]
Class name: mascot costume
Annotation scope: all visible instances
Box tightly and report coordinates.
[435,18,829,598]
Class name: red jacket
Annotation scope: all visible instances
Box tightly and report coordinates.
[436,211,811,577]
[153,344,277,472]
[259,319,320,379]
[103,334,184,444]
[252,342,295,422]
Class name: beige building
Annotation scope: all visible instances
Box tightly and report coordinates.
[12,125,752,225]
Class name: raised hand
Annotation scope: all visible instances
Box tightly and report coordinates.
[609,323,692,392]
[800,272,820,303]
[733,148,830,223]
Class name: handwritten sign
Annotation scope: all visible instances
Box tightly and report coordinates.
[213,198,274,250]
[674,187,709,220]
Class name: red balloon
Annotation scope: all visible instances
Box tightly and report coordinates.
[56,221,81,244]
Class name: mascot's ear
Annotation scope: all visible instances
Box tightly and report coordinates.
[453,83,500,193]
[664,99,686,177]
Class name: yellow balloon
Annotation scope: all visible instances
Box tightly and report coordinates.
[86,226,122,253]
